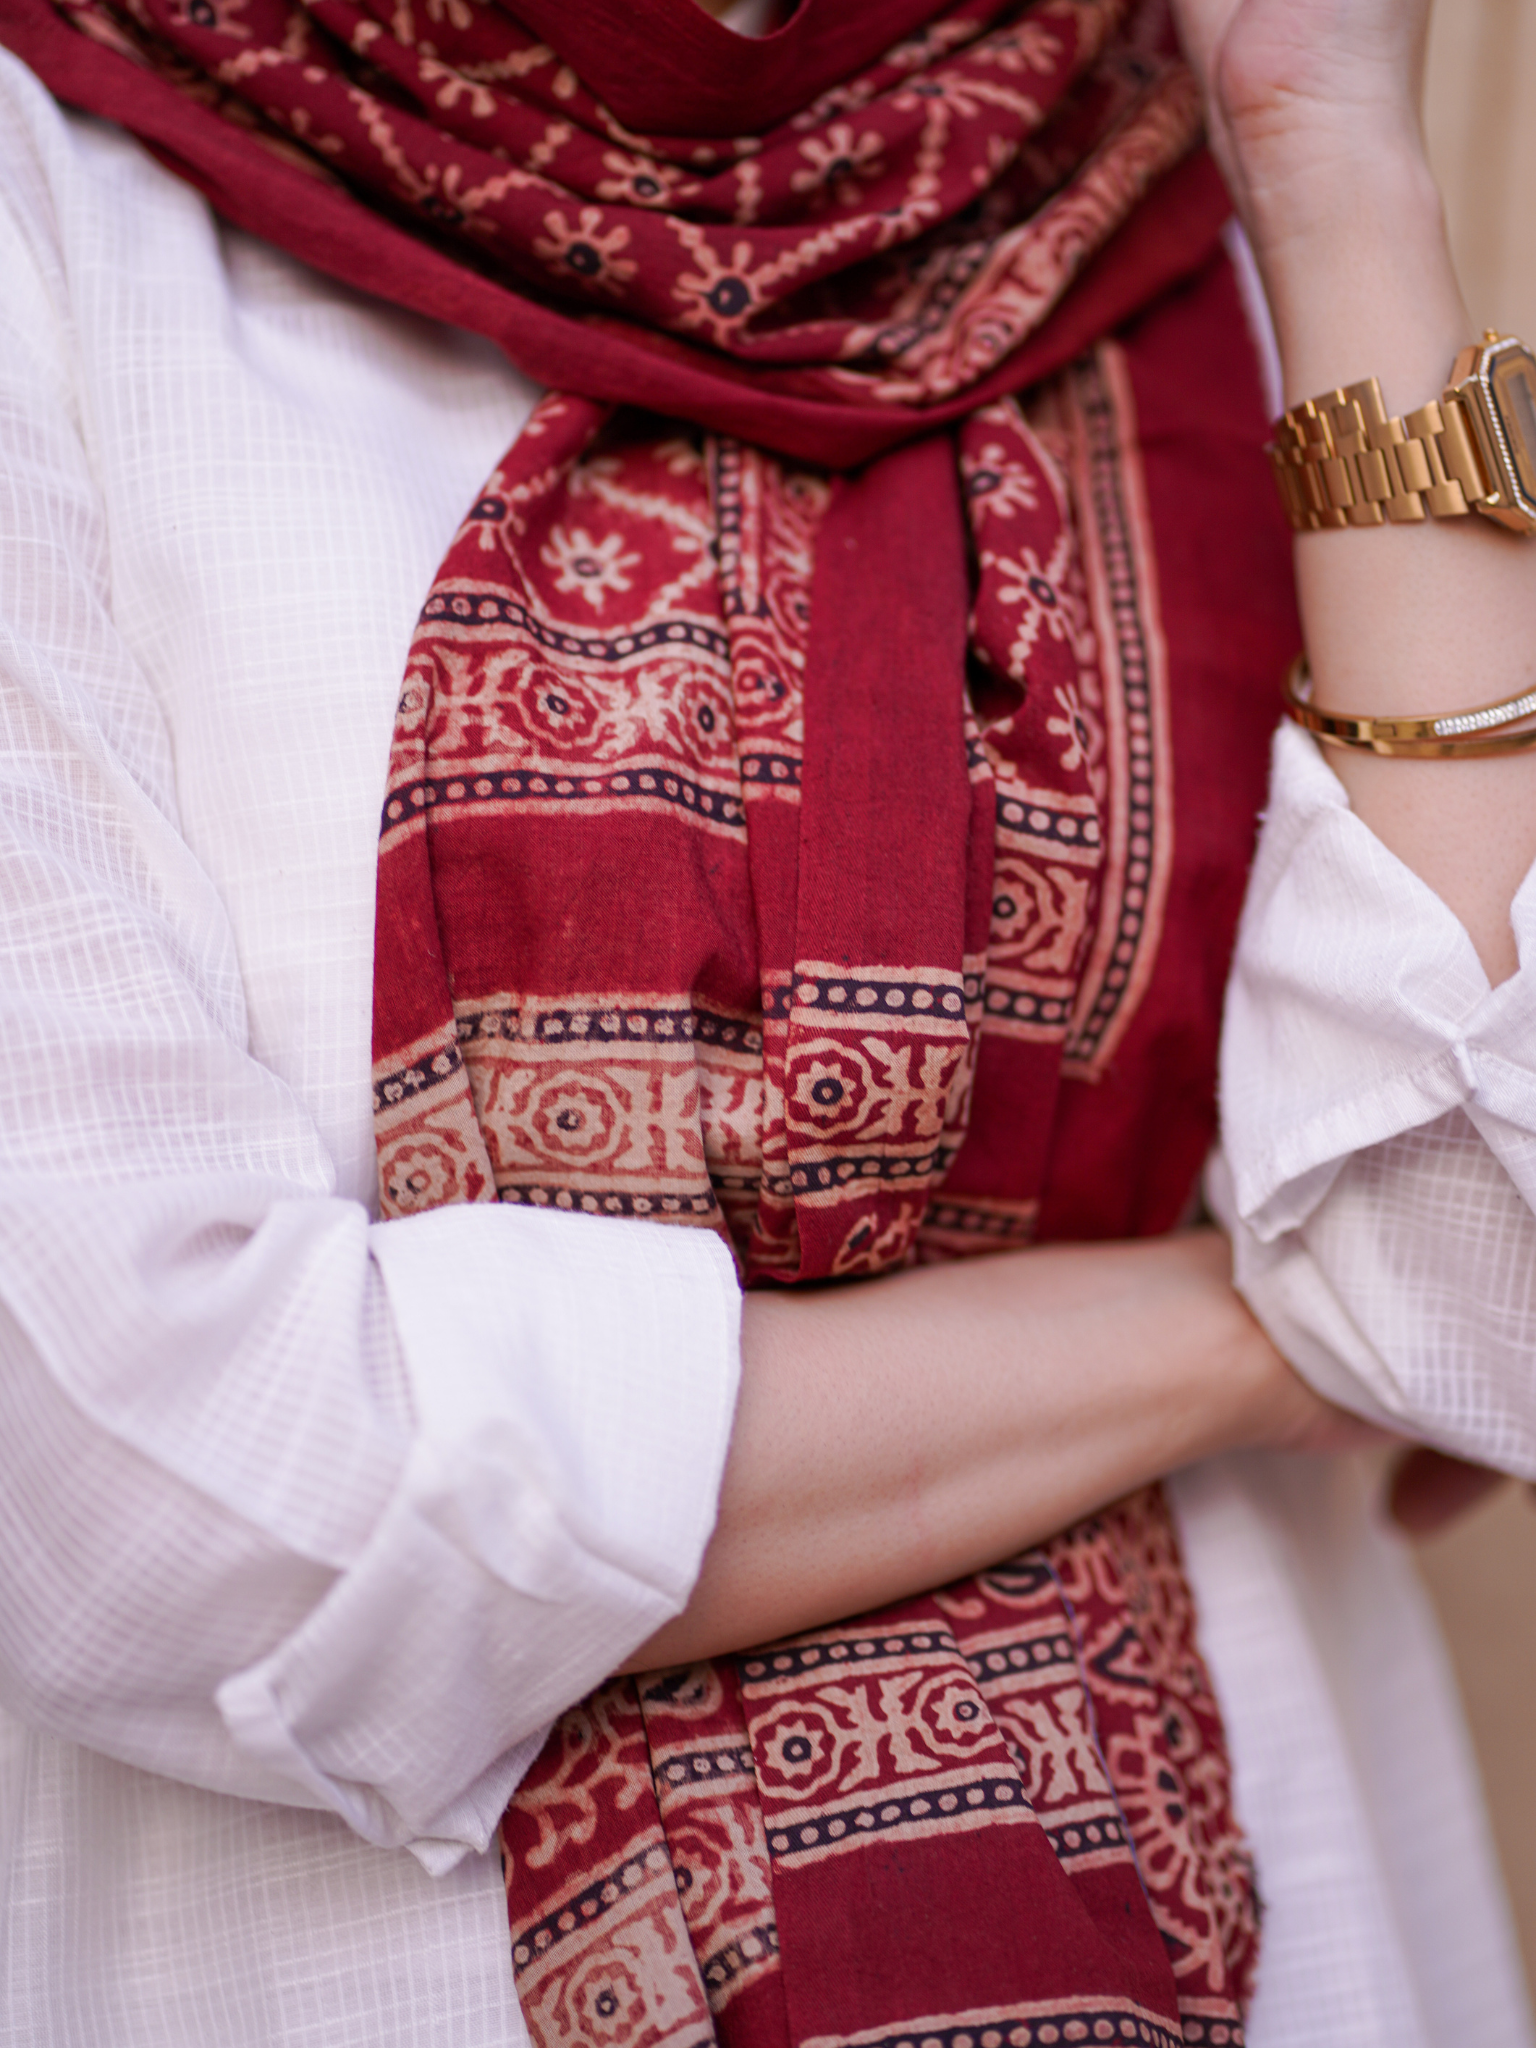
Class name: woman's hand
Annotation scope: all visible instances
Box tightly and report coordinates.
[621,1228,1383,1671]
[1171,0,1433,255]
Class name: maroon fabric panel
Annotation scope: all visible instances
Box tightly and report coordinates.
[1035,251,1299,1245]
[794,436,973,972]
[758,1593,1180,2046]
[780,435,979,1273]
[369,785,462,1069]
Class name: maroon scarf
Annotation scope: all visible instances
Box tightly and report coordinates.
[3,0,1301,2037]
[0,0,1231,456]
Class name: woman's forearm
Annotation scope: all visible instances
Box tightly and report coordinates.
[623,1228,1354,1669]
[1259,147,1536,983]
[1179,1,1536,983]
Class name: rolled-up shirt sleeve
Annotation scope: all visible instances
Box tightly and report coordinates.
[0,86,742,1873]
[1215,719,1536,1473]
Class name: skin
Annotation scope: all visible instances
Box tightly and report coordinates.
[626,0,1521,1673]
[625,1232,1373,1671]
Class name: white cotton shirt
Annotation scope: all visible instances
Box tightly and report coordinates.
[0,52,1529,2048]
[0,50,742,2048]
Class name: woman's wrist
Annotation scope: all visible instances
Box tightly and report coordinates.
[1215,1282,1391,1460]
[1092,1229,1369,1466]
[1236,136,1466,412]
[1238,128,1439,281]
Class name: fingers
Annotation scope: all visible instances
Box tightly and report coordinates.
[1388,1446,1510,1539]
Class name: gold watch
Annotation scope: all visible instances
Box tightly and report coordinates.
[1268,332,1536,535]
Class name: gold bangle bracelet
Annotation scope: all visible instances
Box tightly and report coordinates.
[1282,656,1536,757]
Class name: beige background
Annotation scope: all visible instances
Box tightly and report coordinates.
[1426,0,1536,341]
[1393,0,1536,1995]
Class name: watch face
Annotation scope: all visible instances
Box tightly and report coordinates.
[1485,343,1536,510]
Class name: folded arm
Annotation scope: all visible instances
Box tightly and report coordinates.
[628,1225,1367,1671]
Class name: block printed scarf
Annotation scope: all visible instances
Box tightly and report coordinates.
[4,0,1304,2037]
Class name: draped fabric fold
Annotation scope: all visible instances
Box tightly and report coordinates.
[0,0,1230,458]
[2,0,1303,2037]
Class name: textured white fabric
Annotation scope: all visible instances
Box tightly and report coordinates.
[1219,721,1536,1470]
[0,54,742,2048]
[1174,1452,1532,2048]
[0,48,1530,2048]
[1,1722,527,2048]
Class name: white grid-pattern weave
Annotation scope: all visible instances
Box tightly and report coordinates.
[0,55,741,2048]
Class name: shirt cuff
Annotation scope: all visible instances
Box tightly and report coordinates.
[1220,720,1536,1241]
[217,1203,741,1872]
[1205,1147,1408,1431]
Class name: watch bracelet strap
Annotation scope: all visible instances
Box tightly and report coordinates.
[1282,656,1536,757]
[1267,377,1491,532]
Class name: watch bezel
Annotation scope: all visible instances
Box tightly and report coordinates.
[1453,334,1536,533]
